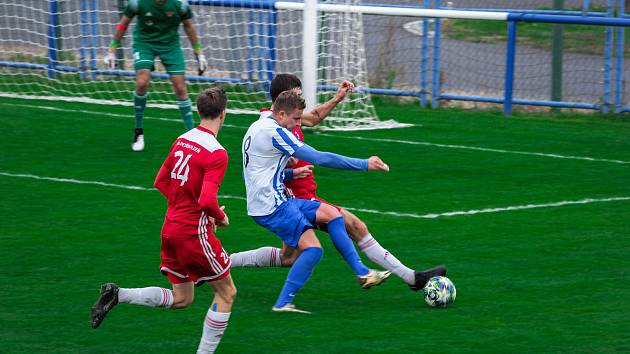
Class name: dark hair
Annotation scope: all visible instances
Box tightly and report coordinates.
[270,74,302,102]
[196,87,227,119]
[273,90,306,115]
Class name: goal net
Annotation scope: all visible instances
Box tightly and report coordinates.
[0,0,410,131]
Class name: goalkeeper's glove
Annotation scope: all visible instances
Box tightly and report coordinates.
[104,51,116,69]
[195,53,207,75]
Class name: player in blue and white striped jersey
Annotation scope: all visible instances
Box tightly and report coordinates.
[242,90,390,313]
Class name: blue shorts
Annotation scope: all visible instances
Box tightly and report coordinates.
[252,199,321,248]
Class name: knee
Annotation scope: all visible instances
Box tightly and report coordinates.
[171,293,194,309]
[136,82,149,96]
[280,252,297,267]
[319,205,342,222]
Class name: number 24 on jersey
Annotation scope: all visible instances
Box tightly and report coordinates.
[171,150,191,186]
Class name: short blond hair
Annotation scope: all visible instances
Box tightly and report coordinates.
[273,90,306,115]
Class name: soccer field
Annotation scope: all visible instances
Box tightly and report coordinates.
[1,96,629,353]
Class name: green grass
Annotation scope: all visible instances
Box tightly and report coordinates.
[1,95,630,353]
[444,13,630,55]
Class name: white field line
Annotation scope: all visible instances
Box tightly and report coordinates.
[2,171,628,220]
[0,102,245,129]
[0,93,259,115]
[316,133,630,165]
[0,172,245,201]
[3,101,628,166]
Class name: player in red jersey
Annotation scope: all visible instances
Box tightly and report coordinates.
[230,74,446,292]
[91,87,235,354]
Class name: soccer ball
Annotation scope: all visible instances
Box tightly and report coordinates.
[423,276,456,307]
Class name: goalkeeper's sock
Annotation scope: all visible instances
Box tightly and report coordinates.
[327,216,370,276]
[118,287,173,308]
[197,308,230,354]
[358,234,415,285]
[177,98,194,131]
[230,247,282,268]
[133,91,148,129]
[274,247,322,308]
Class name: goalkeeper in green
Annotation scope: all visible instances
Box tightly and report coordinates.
[105,0,207,151]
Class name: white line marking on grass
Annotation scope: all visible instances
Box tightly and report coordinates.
[2,171,628,220]
[316,134,630,165]
[3,101,629,165]
[0,102,246,129]
[0,93,259,115]
[0,172,245,200]
[344,196,630,219]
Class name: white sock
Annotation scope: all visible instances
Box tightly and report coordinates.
[197,308,231,354]
[358,234,415,285]
[230,247,282,268]
[117,287,174,308]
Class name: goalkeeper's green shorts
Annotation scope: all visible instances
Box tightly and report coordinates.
[132,42,186,76]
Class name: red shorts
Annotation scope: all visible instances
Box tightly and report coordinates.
[286,187,342,212]
[312,195,342,212]
[160,234,231,286]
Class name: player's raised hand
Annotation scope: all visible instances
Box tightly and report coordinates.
[103,51,116,69]
[334,80,355,103]
[216,205,229,227]
[195,52,207,75]
[293,165,314,179]
[367,156,389,172]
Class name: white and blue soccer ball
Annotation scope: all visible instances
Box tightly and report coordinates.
[423,276,456,307]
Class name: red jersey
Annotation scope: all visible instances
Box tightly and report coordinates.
[154,126,228,239]
[284,125,319,197]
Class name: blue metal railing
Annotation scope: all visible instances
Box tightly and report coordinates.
[2,0,629,115]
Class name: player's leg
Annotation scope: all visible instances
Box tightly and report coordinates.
[170,75,193,130]
[131,43,156,151]
[230,242,297,268]
[130,69,151,151]
[315,202,369,276]
[252,200,323,312]
[342,208,446,290]
[162,46,193,130]
[315,202,391,288]
[272,229,322,313]
[341,208,416,284]
[280,242,300,266]
[171,281,195,309]
[197,275,237,354]
[90,281,178,329]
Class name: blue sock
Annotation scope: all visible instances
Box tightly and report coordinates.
[274,247,323,308]
[327,216,369,276]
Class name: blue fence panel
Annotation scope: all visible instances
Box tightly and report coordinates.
[0,1,624,115]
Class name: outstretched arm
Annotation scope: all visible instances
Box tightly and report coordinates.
[302,80,354,127]
[293,144,388,172]
[105,15,132,68]
[183,19,207,75]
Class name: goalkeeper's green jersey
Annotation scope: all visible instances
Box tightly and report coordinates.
[124,0,193,49]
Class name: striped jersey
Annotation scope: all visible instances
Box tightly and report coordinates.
[242,111,304,216]
[284,123,318,197]
[154,126,228,239]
